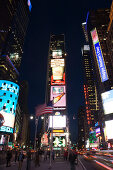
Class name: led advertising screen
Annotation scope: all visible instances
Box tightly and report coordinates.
[91,28,108,82]
[95,127,100,137]
[50,86,66,107]
[101,89,113,115]
[51,59,64,68]
[49,115,66,129]
[52,66,64,80]
[52,50,62,58]
[0,80,19,133]
[105,120,113,140]
[53,136,65,147]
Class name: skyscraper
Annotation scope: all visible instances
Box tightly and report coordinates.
[0,0,31,149]
[45,34,68,149]
[0,0,31,73]
[82,45,99,129]
[84,8,113,147]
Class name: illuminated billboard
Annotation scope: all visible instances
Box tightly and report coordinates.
[91,28,108,82]
[0,80,19,133]
[51,59,64,68]
[95,127,100,137]
[49,115,66,129]
[53,136,65,147]
[105,120,113,140]
[52,66,64,80]
[50,86,66,107]
[52,50,62,58]
[101,89,113,115]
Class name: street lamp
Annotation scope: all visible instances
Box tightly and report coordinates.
[30,115,34,120]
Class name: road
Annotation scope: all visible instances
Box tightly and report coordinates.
[1,155,113,170]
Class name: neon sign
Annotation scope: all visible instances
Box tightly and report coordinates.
[91,28,108,82]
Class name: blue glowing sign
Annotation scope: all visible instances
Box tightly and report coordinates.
[0,80,19,133]
[91,28,108,82]
[27,0,32,12]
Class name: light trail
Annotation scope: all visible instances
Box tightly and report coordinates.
[95,160,113,170]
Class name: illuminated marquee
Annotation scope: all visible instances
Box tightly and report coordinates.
[91,28,108,82]
[0,80,19,133]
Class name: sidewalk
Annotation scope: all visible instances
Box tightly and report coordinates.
[0,157,83,170]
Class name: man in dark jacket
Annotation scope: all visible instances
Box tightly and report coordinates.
[69,150,77,170]
[6,149,12,167]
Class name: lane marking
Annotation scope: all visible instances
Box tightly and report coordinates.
[78,158,87,170]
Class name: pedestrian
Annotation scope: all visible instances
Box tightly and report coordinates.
[35,150,40,167]
[6,149,12,167]
[69,150,77,170]
[64,150,68,161]
[44,150,47,160]
[15,150,18,162]
[52,150,55,160]
[18,150,24,170]
[26,149,31,170]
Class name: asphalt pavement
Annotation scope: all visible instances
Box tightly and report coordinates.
[0,157,83,170]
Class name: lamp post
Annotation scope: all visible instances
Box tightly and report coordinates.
[30,115,39,151]
[34,117,39,151]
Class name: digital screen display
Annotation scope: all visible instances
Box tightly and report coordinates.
[52,66,64,80]
[52,50,62,58]
[0,80,19,133]
[51,59,64,68]
[50,86,66,107]
[48,115,66,129]
[95,127,100,137]
[91,28,108,82]
[53,136,65,147]
[105,120,113,140]
[101,89,113,115]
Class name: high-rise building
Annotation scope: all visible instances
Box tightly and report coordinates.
[84,8,112,147]
[45,34,69,149]
[0,0,31,71]
[0,0,31,149]
[78,106,86,150]
[82,45,99,129]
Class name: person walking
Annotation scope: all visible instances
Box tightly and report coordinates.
[15,150,18,163]
[6,149,12,167]
[18,150,24,170]
[35,150,40,167]
[64,150,68,161]
[26,149,31,170]
[69,150,77,170]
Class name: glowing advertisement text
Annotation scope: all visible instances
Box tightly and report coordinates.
[91,28,108,82]
[0,80,19,133]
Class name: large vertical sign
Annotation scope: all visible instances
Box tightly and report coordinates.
[91,28,108,82]
[0,80,19,133]
[51,58,65,85]
[50,86,66,107]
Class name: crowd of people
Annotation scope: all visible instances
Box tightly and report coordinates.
[5,148,78,170]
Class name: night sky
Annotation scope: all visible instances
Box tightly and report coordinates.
[20,0,112,142]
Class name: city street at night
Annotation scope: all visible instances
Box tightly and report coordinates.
[1,0,113,170]
[1,154,113,170]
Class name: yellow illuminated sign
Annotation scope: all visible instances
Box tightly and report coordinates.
[53,130,64,133]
